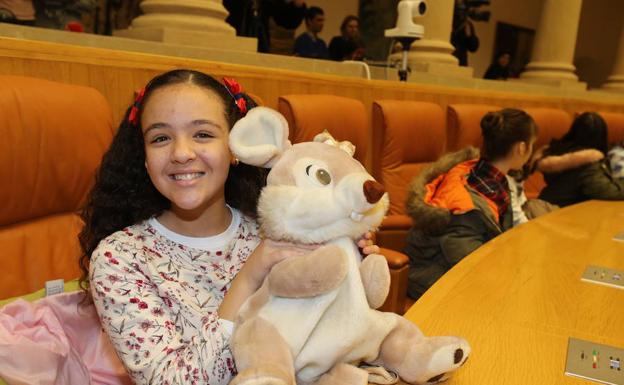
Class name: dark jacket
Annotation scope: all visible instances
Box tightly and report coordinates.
[224,0,306,53]
[538,149,624,207]
[328,36,365,61]
[294,32,329,59]
[404,148,513,299]
[451,20,479,66]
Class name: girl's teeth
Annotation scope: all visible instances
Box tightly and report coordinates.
[172,173,202,180]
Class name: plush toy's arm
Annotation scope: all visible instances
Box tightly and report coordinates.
[268,244,348,298]
[359,254,390,309]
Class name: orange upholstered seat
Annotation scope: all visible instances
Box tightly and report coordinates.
[601,111,624,145]
[277,94,369,166]
[372,100,447,247]
[0,75,114,299]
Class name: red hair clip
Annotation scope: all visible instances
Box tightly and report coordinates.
[128,87,146,126]
[223,77,248,115]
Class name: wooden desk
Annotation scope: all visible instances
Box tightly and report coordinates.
[403,200,624,384]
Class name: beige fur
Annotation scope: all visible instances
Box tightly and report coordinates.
[359,254,391,309]
[230,315,295,385]
[229,108,471,385]
[537,149,604,174]
[268,245,349,298]
[314,363,369,385]
[405,147,479,235]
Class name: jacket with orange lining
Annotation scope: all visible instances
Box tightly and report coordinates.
[403,147,513,299]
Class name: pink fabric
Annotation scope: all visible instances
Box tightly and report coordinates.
[0,291,131,385]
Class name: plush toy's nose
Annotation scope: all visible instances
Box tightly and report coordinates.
[363,180,385,203]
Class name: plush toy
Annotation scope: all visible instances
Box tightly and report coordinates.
[228,107,470,385]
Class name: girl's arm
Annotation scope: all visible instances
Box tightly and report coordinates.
[90,241,235,385]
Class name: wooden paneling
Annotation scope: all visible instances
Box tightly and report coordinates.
[1,36,623,131]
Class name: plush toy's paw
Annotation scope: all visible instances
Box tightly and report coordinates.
[417,337,471,384]
[230,366,294,385]
[359,253,390,309]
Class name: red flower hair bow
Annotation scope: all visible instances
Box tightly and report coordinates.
[222,77,248,115]
[128,87,146,126]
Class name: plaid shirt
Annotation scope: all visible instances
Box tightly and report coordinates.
[467,159,510,220]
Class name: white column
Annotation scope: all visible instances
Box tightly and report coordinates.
[602,22,624,92]
[115,0,257,53]
[130,0,234,34]
[520,0,584,86]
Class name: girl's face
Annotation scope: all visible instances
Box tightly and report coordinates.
[141,83,232,217]
[345,20,359,39]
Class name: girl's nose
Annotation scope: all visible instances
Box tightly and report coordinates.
[171,138,196,163]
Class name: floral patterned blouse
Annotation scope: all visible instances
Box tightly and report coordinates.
[90,208,260,385]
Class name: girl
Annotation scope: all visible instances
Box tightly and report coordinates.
[79,69,377,385]
[537,112,624,207]
[404,108,537,300]
[328,15,365,61]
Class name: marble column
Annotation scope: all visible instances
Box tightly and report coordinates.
[602,21,624,92]
[115,0,257,52]
[391,0,472,78]
[520,0,585,88]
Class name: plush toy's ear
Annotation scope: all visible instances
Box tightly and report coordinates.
[313,130,356,157]
[229,107,292,168]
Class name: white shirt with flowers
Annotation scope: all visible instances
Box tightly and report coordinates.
[90,207,260,385]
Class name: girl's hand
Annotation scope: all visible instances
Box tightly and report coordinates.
[218,240,315,320]
[243,239,317,288]
[357,232,380,256]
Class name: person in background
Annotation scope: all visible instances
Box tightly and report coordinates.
[329,15,365,61]
[224,0,307,53]
[293,6,328,59]
[537,112,624,207]
[484,51,512,80]
[451,0,479,66]
[404,109,537,299]
[32,0,95,31]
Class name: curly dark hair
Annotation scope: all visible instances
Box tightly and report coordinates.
[78,69,267,293]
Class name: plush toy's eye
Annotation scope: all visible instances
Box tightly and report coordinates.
[315,169,331,185]
[305,165,332,186]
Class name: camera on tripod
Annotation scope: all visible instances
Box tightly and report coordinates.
[384,0,427,82]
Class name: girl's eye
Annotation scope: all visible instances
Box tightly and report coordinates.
[195,132,215,139]
[151,135,168,144]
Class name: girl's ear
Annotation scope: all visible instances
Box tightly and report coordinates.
[229,107,292,168]
[517,141,528,157]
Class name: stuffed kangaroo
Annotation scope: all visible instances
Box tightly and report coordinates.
[228,107,470,385]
